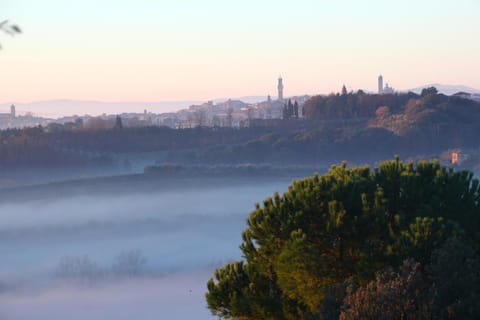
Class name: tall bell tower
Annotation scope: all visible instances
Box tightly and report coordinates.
[277,76,284,102]
[378,75,383,94]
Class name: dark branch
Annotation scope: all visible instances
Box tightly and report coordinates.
[0,19,22,49]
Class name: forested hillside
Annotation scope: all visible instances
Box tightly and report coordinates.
[1,89,479,169]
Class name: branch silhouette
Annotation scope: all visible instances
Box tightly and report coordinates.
[0,20,22,49]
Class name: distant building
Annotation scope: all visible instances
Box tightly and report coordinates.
[277,76,284,101]
[378,75,383,94]
[0,104,16,122]
[452,150,469,165]
[383,83,394,94]
[378,75,394,94]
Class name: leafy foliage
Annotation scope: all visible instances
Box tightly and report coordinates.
[206,158,480,319]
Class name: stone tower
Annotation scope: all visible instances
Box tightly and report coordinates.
[277,76,284,101]
[378,75,383,94]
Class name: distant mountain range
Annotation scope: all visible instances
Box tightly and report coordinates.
[407,84,480,95]
[0,100,203,118]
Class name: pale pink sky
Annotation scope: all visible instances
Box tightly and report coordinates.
[1,0,479,110]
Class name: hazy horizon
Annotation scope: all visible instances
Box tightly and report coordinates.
[2,82,480,118]
[1,0,479,116]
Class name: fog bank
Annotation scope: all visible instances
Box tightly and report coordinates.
[0,179,290,319]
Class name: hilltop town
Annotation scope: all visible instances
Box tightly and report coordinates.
[2,76,480,132]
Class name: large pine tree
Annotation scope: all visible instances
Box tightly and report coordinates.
[206,158,480,319]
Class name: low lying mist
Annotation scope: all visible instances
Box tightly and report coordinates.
[0,178,291,319]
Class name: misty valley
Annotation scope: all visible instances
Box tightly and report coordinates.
[1,88,480,319]
[0,0,480,320]
[0,86,480,319]
[2,3,480,316]
[0,175,296,319]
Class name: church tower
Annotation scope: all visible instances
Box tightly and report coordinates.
[277,76,284,101]
[378,75,383,94]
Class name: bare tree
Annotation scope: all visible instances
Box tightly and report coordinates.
[340,260,432,320]
[55,255,103,283]
[112,249,147,277]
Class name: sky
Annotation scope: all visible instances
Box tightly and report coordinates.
[1,0,480,109]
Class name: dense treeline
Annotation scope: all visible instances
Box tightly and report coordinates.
[303,90,417,120]
[0,126,274,168]
[206,158,480,319]
[0,126,110,167]
[0,122,396,168]
[0,124,396,167]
